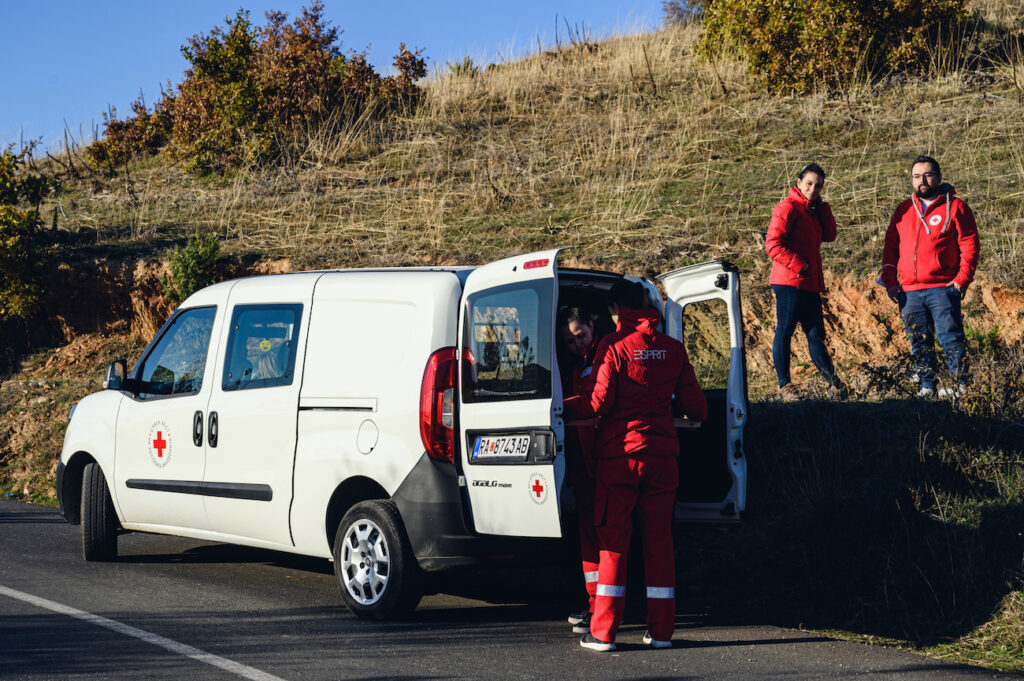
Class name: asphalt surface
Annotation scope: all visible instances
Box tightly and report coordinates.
[0,499,1019,681]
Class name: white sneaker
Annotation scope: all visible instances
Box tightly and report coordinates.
[937,384,966,398]
[917,386,935,398]
[642,631,672,649]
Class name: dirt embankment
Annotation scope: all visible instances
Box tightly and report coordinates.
[48,257,293,346]
[35,257,1024,385]
[742,272,1024,382]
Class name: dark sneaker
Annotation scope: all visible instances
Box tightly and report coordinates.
[571,611,591,634]
[642,631,672,648]
[567,608,589,625]
[828,380,849,401]
[777,383,801,402]
[580,632,615,652]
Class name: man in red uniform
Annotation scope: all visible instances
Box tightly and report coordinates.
[880,155,980,397]
[566,281,707,651]
[556,305,601,634]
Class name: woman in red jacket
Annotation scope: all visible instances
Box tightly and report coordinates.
[765,163,847,401]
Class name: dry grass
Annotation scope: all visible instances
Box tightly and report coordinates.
[37,17,1024,293]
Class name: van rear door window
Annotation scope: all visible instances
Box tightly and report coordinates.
[462,282,552,403]
[221,304,303,391]
[682,298,731,390]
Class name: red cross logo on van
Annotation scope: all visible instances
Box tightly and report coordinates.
[148,421,172,468]
[529,473,548,504]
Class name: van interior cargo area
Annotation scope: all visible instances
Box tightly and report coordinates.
[556,268,737,514]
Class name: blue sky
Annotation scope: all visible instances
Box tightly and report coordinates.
[0,1,663,151]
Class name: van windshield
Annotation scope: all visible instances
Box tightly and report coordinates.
[462,281,552,403]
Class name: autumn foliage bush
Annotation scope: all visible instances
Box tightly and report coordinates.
[0,147,49,322]
[89,2,426,175]
[698,0,971,93]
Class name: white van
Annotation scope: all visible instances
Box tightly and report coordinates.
[57,249,747,619]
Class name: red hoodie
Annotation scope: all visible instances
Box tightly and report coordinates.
[880,185,980,292]
[566,309,707,461]
[765,186,838,292]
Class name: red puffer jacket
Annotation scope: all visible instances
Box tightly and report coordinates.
[880,185,980,292]
[765,186,838,292]
[566,309,707,460]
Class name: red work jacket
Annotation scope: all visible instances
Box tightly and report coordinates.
[880,186,980,291]
[765,186,838,292]
[566,309,707,460]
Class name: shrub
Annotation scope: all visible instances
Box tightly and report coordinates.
[87,3,428,176]
[85,91,174,176]
[160,233,221,305]
[698,0,971,93]
[0,147,48,323]
[170,2,426,174]
[447,55,480,79]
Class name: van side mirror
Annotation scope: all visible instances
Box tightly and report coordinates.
[104,359,128,390]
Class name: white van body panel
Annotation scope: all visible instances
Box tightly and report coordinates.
[457,249,564,538]
[659,261,748,520]
[289,271,463,556]
[201,273,320,546]
[113,282,233,531]
[60,390,123,503]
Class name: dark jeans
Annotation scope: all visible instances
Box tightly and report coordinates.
[771,284,838,388]
[898,286,966,389]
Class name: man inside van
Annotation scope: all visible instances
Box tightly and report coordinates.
[880,155,980,398]
[566,281,707,651]
[557,306,603,635]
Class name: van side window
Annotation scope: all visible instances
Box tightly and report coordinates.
[462,282,552,403]
[222,304,303,391]
[136,307,217,400]
[681,299,731,390]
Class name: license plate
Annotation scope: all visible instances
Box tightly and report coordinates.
[472,434,531,461]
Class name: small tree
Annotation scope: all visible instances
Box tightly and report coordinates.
[160,233,221,305]
[0,147,48,323]
[698,0,970,93]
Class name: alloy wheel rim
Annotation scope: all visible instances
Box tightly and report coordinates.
[340,517,391,605]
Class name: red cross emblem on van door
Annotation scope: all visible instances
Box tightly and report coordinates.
[148,421,172,468]
[153,432,167,457]
[529,473,548,504]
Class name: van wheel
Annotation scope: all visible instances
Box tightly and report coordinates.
[81,462,118,561]
[333,500,421,619]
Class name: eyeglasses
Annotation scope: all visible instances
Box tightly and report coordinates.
[912,172,938,181]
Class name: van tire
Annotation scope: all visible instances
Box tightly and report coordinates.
[333,500,421,619]
[81,462,118,561]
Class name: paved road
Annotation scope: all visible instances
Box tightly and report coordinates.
[0,499,1018,681]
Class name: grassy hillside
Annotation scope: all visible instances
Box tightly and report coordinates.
[3,6,1024,671]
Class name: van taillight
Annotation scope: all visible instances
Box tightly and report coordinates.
[420,347,457,463]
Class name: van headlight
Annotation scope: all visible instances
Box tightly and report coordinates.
[68,403,77,422]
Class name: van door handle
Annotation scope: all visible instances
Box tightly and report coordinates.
[208,411,218,448]
[193,411,203,447]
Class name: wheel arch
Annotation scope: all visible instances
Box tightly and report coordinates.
[324,476,390,552]
[60,451,98,525]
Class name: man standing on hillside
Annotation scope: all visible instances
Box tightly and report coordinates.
[880,155,980,397]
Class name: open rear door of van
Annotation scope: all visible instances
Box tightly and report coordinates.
[658,261,747,521]
[457,248,564,537]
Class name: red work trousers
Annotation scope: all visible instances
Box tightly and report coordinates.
[567,430,599,612]
[574,463,599,613]
[590,452,678,643]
